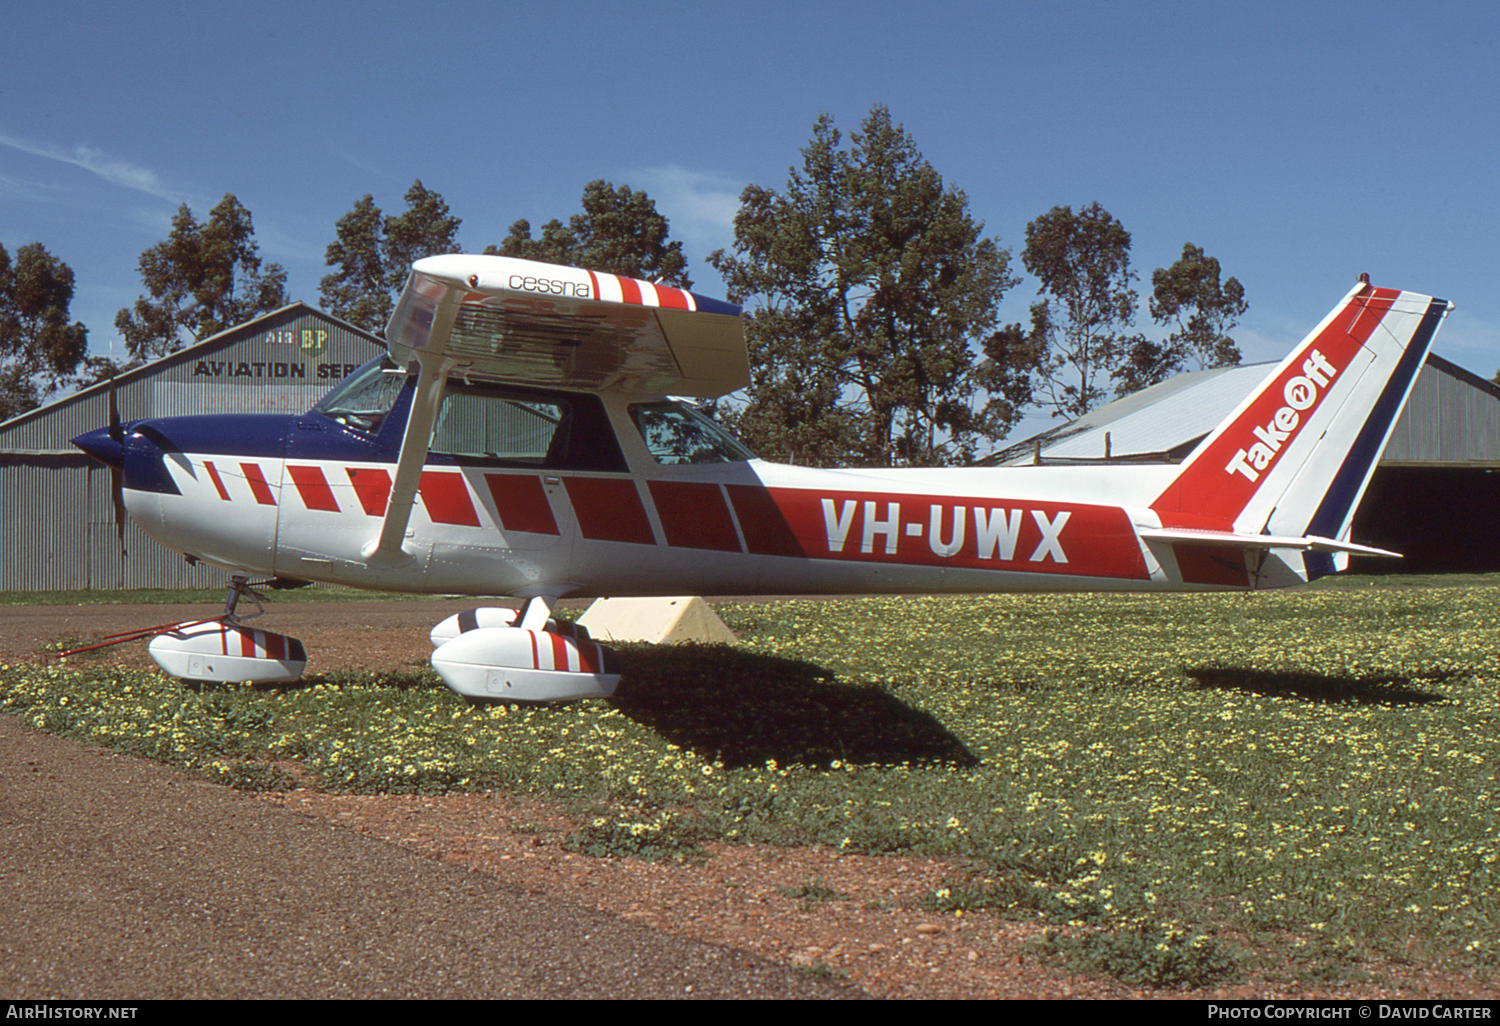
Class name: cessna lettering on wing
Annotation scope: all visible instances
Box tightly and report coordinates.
[1224,349,1338,483]
[508,274,592,299]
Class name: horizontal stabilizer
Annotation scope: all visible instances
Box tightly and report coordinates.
[1137,526,1402,559]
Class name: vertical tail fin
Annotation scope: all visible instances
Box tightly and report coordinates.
[1149,281,1450,579]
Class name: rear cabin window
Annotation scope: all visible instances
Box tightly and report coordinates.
[628,401,755,465]
[432,382,628,472]
[318,361,628,471]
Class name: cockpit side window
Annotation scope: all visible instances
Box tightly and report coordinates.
[432,382,628,472]
[312,357,406,435]
[628,401,756,465]
[431,386,567,463]
[316,359,629,471]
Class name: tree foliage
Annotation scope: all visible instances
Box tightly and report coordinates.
[1005,202,1142,420]
[115,194,288,361]
[320,180,462,334]
[488,180,690,288]
[710,105,1025,467]
[1116,243,1247,394]
[0,243,89,421]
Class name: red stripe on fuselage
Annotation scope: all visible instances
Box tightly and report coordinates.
[288,465,340,512]
[241,463,276,505]
[204,461,231,501]
[564,477,655,544]
[726,484,804,557]
[347,468,391,517]
[418,471,481,527]
[648,481,741,551]
[484,473,559,535]
[748,486,1148,580]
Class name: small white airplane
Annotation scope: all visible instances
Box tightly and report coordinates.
[72,255,1451,701]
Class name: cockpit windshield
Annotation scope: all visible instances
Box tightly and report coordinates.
[312,357,407,434]
[629,401,756,464]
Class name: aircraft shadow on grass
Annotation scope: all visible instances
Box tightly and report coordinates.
[1184,667,1457,706]
[607,645,978,771]
[201,648,978,771]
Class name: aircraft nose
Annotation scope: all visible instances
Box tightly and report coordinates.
[72,426,125,469]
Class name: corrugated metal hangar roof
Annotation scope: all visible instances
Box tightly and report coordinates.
[990,353,1500,468]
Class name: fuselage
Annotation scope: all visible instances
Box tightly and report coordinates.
[72,262,1448,604]
[77,358,1217,600]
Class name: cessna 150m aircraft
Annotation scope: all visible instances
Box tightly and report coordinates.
[72,255,1450,701]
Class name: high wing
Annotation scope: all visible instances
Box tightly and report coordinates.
[385,253,747,397]
[366,254,749,563]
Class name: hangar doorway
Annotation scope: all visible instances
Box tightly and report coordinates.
[1350,466,1500,574]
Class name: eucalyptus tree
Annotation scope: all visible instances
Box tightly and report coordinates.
[320,180,462,334]
[489,180,691,288]
[710,105,1026,467]
[1115,243,1247,394]
[116,194,287,359]
[0,242,88,420]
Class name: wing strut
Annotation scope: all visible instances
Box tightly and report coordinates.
[363,351,460,565]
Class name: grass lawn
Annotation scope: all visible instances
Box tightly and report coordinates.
[4,576,1498,988]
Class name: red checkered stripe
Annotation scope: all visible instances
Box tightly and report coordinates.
[583,270,696,311]
[187,459,1147,580]
[525,629,609,675]
[219,625,293,661]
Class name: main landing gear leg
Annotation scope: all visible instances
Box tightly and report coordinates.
[516,595,555,632]
[221,574,267,624]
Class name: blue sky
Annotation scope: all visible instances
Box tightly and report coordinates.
[4,0,1498,437]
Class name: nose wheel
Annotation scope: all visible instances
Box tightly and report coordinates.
[144,574,308,684]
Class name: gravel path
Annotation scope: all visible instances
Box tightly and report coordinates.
[0,714,858,1000]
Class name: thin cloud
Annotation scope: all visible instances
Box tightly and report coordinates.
[0,129,189,204]
[324,141,385,178]
[1432,307,1500,360]
[629,165,745,258]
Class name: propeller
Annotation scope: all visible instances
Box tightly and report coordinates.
[108,374,127,577]
[70,376,136,588]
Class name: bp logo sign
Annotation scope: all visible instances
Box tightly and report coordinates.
[298,327,330,357]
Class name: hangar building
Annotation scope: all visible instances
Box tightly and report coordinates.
[0,304,383,591]
[989,353,1500,573]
